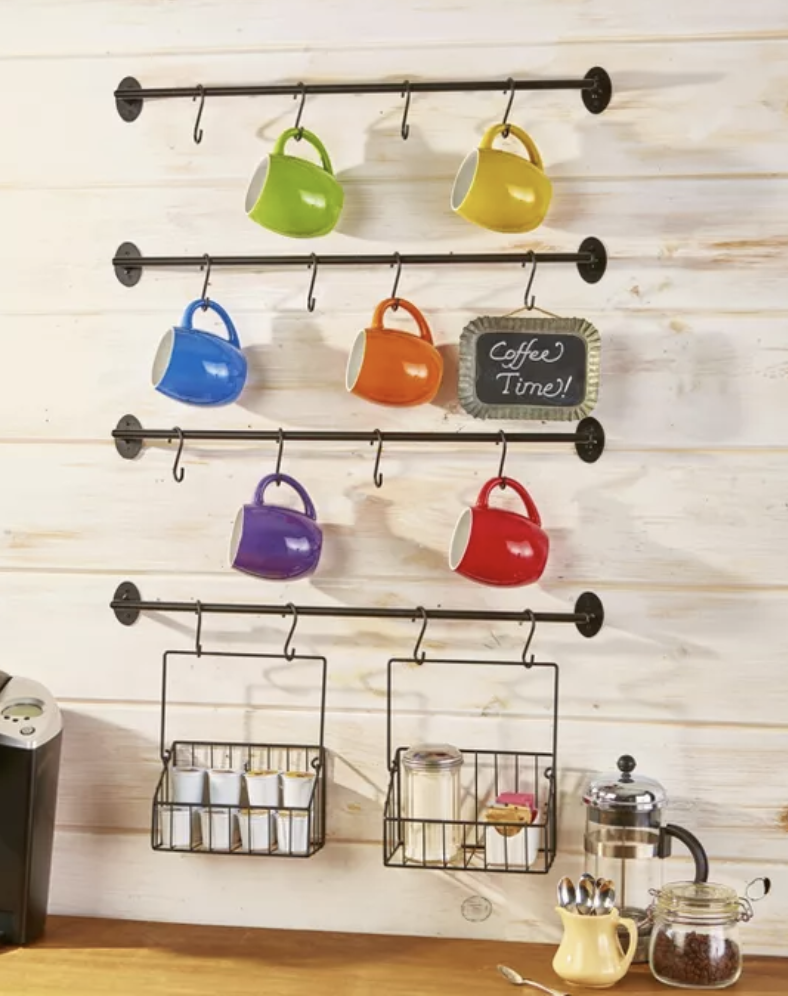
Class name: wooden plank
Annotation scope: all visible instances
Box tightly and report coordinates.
[2,177,787,317]
[0,444,785,588]
[46,832,788,953]
[1,310,787,447]
[3,41,788,185]
[52,700,788,863]
[7,917,788,994]
[3,1,787,58]
[3,575,787,728]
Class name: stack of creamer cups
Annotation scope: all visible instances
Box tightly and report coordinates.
[163,764,316,855]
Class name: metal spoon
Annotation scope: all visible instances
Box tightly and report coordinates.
[579,871,596,893]
[497,965,569,996]
[593,881,616,916]
[556,876,576,912]
[575,878,594,916]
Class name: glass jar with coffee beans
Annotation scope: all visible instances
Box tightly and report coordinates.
[649,880,766,989]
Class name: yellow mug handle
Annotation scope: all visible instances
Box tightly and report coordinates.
[617,915,639,977]
[479,123,544,172]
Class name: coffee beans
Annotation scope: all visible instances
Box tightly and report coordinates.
[652,928,741,988]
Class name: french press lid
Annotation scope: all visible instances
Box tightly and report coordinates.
[583,755,667,815]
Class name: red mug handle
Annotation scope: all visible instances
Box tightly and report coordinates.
[370,298,434,344]
[476,477,542,527]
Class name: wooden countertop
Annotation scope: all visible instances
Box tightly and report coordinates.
[1,917,786,995]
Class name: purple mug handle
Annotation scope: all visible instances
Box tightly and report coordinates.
[254,473,317,521]
[180,299,241,349]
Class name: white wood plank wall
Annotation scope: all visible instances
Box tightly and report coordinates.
[1,0,787,952]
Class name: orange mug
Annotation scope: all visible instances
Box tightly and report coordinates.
[346,298,444,407]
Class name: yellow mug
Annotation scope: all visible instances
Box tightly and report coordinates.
[451,123,552,233]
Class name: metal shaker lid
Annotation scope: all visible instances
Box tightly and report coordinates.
[583,755,667,813]
[402,743,463,771]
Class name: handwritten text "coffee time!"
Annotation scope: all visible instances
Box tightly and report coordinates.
[489,338,573,399]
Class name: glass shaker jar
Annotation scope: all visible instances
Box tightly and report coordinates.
[649,882,750,989]
[401,744,463,866]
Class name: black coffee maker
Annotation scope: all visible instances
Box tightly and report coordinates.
[0,671,62,945]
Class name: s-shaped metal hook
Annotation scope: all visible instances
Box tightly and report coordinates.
[283,603,299,660]
[170,427,186,483]
[522,609,537,667]
[371,429,384,488]
[193,85,206,144]
[412,607,428,665]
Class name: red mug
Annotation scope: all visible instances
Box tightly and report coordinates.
[449,477,549,587]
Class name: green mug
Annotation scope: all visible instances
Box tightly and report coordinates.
[245,128,344,238]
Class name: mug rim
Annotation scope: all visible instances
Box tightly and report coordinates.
[449,506,473,570]
[152,329,174,388]
[245,156,270,214]
[346,329,366,392]
[228,507,245,569]
[451,148,479,210]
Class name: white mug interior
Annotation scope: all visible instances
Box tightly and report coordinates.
[449,507,473,570]
[451,149,479,210]
[245,157,270,213]
[151,329,174,388]
[345,330,366,392]
[228,507,246,567]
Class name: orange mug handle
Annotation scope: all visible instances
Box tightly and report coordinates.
[476,476,542,527]
[479,123,544,172]
[371,298,434,344]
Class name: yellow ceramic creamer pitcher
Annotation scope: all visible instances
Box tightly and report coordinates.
[553,906,638,988]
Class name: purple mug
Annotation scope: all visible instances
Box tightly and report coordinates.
[230,473,322,581]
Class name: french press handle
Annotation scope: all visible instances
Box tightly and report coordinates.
[658,823,709,883]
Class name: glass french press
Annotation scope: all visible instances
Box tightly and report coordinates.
[583,754,709,963]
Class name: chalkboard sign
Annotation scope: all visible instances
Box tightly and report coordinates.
[458,316,601,421]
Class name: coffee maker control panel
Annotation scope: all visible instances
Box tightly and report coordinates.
[0,675,62,750]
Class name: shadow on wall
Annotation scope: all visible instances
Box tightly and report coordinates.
[236,316,462,426]
[334,119,470,243]
[57,710,158,835]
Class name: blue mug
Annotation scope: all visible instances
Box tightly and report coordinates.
[152,299,248,406]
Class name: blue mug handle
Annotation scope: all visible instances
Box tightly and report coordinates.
[254,473,317,521]
[180,299,241,349]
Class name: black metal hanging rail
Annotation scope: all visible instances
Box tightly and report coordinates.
[110,582,604,639]
[112,239,607,288]
[113,415,606,469]
[115,69,613,126]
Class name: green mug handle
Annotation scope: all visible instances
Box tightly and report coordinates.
[479,123,544,172]
[272,128,335,176]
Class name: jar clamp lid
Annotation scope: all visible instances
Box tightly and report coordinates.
[652,878,771,925]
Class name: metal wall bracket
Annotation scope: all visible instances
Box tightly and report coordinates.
[582,68,613,115]
[112,581,142,626]
[574,417,605,464]
[575,591,604,638]
[113,242,143,287]
[114,414,144,459]
[577,237,607,285]
[115,76,143,122]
